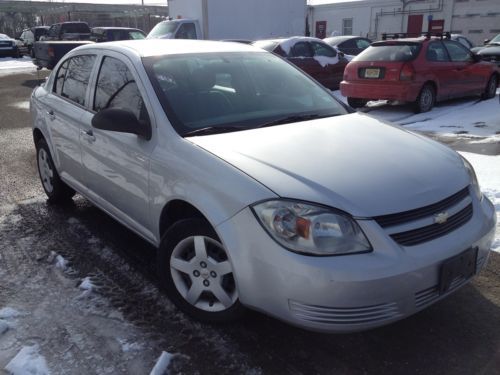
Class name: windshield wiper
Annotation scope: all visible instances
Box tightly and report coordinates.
[255,113,339,129]
[183,125,246,137]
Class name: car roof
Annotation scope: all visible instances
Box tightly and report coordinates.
[324,35,365,44]
[74,39,264,57]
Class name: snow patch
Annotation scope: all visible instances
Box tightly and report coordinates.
[4,345,50,375]
[0,307,22,319]
[150,351,174,375]
[0,319,9,335]
[54,255,68,270]
[118,338,143,353]
[9,101,30,111]
[79,277,94,291]
[313,55,339,67]
[459,152,500,253]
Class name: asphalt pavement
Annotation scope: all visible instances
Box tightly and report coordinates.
[0,70,499,375]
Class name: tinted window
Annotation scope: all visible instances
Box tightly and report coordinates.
[62,23,90,34]
[354,43,421,62]
[340,39,356,49]
[311,42,336,57]
[426,42,449,62]
[175,23,197,39]
[60,55,96,105]
[457,37,472,49]
[290,42,313,58]
[444,41,473,62]
[94,56,149,123]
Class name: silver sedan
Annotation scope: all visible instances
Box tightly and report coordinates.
[30,39,496,333]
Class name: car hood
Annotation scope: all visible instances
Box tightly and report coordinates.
[188,113,469,217]
[477,44,500,55]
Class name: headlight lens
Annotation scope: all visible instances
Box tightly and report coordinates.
[252,200,371,256]
[461,156,482,200]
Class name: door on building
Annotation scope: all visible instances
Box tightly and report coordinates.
[407,14,423,37]
[315,21,327,39]
[428,19,445,34]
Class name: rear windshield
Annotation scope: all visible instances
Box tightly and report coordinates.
[62,23,90,34]
[353,43,421,62]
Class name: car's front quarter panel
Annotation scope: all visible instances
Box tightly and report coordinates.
[149,132,278,244]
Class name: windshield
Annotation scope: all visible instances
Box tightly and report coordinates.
[147,21,179,39]
[490,34,500,44]
[144,52,347,136]
[354,42,421,62]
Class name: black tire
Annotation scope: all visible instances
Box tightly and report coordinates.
[414,84,435,113]
[35,138,75,203]
[158,218,245,323]
[347,97,368,108]
[482,74,497,100]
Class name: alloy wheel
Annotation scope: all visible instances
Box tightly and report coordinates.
[38,148,54,193]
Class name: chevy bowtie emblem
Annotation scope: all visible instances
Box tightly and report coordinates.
[434,212,449,224]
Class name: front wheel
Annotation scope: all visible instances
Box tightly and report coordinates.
[482,75,498,100]
[36,139,75,203]
[158,218,245,323]
[347,97,368,108]
[414,84,435,113]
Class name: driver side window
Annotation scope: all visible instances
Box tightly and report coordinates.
[94,56,150,125]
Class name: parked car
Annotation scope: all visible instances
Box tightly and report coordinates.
[17,26,50,56]
[450,34,474,50]
[90,27,146,42]
[31,39,496,333]
[473,33,500,67]
[40,21,91,41]
[253,37,348,90]
[341,35,499,112]
[323,35,372,56]
[0,33,20,57]
[32,40,94,70]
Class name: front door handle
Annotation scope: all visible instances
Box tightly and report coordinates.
[47,110,55,121]
[80,128,96,143]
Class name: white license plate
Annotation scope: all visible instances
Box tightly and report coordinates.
[364,68,380,78]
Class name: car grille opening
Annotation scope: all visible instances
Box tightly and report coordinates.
[374,187,472,246]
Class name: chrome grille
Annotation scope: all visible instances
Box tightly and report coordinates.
[390,204,473,246]
[289,300,402,325]
[374,187,469,228]
[373,187,472,246]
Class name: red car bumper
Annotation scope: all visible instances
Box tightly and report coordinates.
[340,80,422,102]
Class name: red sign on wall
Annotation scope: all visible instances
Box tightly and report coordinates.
[315,21,327,39]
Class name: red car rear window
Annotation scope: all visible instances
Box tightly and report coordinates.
[354,42,421,62]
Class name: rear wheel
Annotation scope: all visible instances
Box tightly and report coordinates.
[158,218,245,323]
[347,97,368,108]
[414,84,435,113]
[482,74,497,100]
[36,139,75,203]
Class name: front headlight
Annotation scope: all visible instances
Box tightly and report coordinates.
[252,200,372,256]
[461,156,482,200]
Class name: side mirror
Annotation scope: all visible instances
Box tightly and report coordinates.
[338,51,345,58]
[484,39,490,45]
[92,108,151,140]
[472,53,482,62]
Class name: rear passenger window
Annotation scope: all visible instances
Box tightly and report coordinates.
[94,56,149,124]
[311,42,337,57]
[291,42,313,58]
[58,55,96,106]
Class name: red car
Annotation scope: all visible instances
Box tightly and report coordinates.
[253,37,348,90]
[340,35,499,112]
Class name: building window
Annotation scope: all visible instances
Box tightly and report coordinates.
[490,29,500,33]
[342,18,353,35]
[468,29,483,34]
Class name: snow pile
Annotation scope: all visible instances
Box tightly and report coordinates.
[0,56,35,76]
[313,55,339,67]
[4,345,50,375]
[54,255,68,270]
[459,152,500,253]
[0,307,22,319]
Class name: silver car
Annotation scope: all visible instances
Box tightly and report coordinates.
[30,40,497,333]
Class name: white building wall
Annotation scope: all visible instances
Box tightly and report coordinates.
[311,0,500,45]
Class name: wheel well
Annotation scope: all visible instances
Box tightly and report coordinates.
[159,200,207,238]
[423,80,437,93]
[33,128,44,145]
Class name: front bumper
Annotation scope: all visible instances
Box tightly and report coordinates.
[216,195,496,333]
[340,80,422,102]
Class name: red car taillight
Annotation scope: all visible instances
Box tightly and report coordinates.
[399,63,415,81]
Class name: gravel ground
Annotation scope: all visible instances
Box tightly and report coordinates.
[0,70,499,375]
